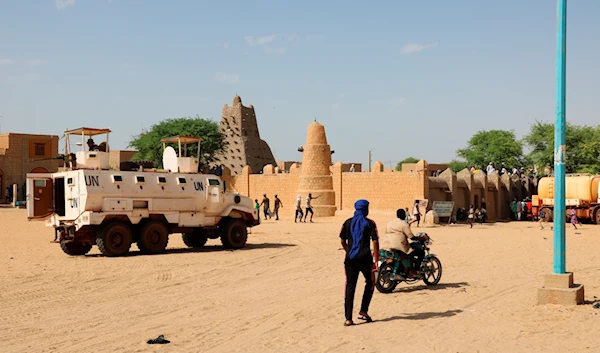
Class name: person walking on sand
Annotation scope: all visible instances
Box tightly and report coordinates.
[294,195,304,223]
[254,199,260,222]
[339,199,379,327]
[409,200,422,227]
[538,209,550,230]
[303,193,320,223]
[260,194,271,220]
[516,200,523,221]
[570,208,579,230]
[468,205,475,228]
[273,194,283,221]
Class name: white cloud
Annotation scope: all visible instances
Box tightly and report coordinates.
[0,58,16,65]
[264,47,286,55]
[400,42,439,54]
[245,34,277,46]
[120,63,135,69]
[391,98,408,106]
[331,103,339,110]
[213,72,239,84]
[56,0,76,9]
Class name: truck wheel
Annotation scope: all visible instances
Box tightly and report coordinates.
[137,221,169,254]
[540,207,553,222]
[96,221,133,257]
[182,231,208,248]
[220,219,247,249]
[60,239,92,256]
[594,208,600,225]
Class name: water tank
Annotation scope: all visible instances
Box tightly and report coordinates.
[538,175,600,203]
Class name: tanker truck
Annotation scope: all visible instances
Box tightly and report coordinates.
[26,127,259,257]
[531,174,600,224]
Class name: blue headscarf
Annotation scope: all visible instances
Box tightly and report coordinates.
[349,199,369,259]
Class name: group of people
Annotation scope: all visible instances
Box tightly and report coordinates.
[471,162,528,177]
[510,198,530,221]
[339,199,425,326]
[254,193,322,223]
[538,207,580,230]
[254,194,283,221]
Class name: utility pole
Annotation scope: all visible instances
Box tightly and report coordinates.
[553,0,567,275]
[368,150,372,172]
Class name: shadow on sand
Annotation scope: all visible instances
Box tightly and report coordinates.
[85,242,297,258]
[377,309,463,322]
[393,281,470,293]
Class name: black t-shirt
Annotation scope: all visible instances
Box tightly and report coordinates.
[339,217,379,263]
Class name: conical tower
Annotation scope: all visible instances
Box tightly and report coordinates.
[296,122,336,217]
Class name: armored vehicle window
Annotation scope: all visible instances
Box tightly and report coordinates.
[136,176,145,183]
[208,179,220,186]
[177,177,187,184]
[67,177,74,185]
[89,153,97,159]
[112,175,123,183]
[157,176,167,184]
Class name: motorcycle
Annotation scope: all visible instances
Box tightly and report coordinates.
[375,232,442,293]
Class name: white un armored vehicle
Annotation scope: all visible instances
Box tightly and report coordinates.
[26,127,259,257]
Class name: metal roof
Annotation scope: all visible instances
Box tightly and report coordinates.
[64,127,112,136]
[160,136,203,144]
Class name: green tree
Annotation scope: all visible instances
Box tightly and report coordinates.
[447,160,469,173]
[457,130,524,169]
[128,116,226,169]
[395,157,420,171]
[524,121,600,174]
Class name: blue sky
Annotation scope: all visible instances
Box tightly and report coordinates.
[1,0,600,168]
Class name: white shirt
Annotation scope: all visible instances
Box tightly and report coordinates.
[306,196,312,208]
[412,204,419,215]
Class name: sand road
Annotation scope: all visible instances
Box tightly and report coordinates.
[1,208,600,353]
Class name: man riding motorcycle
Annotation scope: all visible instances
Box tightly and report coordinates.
[380,208,425,279]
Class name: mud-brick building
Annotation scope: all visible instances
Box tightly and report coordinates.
[0,133,61,202]
[216,95,276,176]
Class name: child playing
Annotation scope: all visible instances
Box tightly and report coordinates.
[468,205,475,228]
[538,209,550,230]
[570,208,579,229]
[255,199,261,222]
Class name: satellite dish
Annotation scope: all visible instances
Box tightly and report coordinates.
[163,146,178,172]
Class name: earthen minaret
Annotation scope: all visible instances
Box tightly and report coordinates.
[296,122,336,217]
[217,95,276,175]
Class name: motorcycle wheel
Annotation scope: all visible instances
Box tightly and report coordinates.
[375,263,398,293]
[422,256,442,286]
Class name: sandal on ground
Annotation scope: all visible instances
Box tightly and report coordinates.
[358,314,373,323]
[147,335,170,344]
[344,320,355,326]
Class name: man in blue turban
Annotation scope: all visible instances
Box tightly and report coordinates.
[339,199,380,326]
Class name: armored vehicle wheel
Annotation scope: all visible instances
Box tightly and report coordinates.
[97,221,133,257]
[220,219,247,249]
[60,239,92,256]
[182,231,208,248]
[137,221,169,254]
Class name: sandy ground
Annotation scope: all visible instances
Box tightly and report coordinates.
[1,208,600,353]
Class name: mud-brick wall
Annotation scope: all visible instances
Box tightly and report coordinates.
[337,167,427,211]
[225,165,300,213]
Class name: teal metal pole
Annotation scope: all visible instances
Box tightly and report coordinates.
[553,0,567,274]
